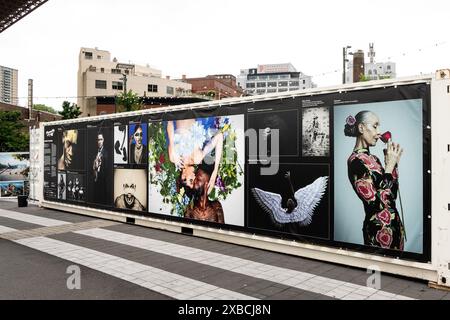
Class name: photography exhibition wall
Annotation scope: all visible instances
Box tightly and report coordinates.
[43,83,431,262]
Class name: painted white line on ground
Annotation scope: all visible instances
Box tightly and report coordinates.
[14,236,257,300]
[0,225,16,234]
[0,208,70,227]
[76,228,415,300]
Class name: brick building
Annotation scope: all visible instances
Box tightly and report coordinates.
[182,74,243,100]
[0,102,61,128]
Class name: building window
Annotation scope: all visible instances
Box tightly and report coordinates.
[112,81,123,90]
[289,81,299,87]
[256,89,266,94]
[84,52,93,59]
[95,80,107,89]
[246,82,255,88]
[280,74,289,79]
[374,70,377,75]
[279,88,288,92]
[257,82,266,88]
[278,81,288,87]
[267,82,277,87]
[166,86,174,95]
[269,75,279,80]
[100,68,105,73]
[368,70,372,75]
[111,69,121,74]
[387,65,391,71]
[267,88,277,93]
[302,79,306,84]
[248,75,257,80]
[148,84,158,93]
[97,55,102,59]
[125,70,130,75]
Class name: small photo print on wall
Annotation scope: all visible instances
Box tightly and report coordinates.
[57,172,66,200]
[114,125,128,164]
[302,107,330,157]
[247,110,299,157]
[66,173,85,202]
[114,168,147,212]
[129,124,148,165]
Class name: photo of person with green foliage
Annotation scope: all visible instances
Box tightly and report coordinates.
[148,115,245,226]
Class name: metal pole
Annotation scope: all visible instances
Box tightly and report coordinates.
[343,47,346,84]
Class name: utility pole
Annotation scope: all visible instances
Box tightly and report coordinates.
[343,46,352,84]
[27,79,34,121]
[120,73,128,94]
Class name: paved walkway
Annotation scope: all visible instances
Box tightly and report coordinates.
[0,200,449,300]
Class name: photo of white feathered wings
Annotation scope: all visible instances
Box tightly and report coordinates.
[252,176,328,226]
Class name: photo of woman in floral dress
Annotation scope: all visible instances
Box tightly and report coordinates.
[344,110,405,250]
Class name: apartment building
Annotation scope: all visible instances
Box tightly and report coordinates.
[77,47,192,116]
[0,65,18,105]
[237,63,314,96]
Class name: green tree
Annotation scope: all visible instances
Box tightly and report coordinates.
[116,90,143,113]
[33,104,58,114]
[0,111,29,152]
[59,101,81,120]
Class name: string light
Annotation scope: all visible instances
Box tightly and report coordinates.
[9,41,449,101]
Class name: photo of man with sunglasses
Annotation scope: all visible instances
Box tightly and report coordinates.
[129,124,148,165]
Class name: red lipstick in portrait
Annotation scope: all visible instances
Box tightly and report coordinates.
[380,131,392,144]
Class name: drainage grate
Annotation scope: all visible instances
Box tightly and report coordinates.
[181,227,193,235]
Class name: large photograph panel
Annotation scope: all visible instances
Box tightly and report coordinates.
[87,126,113,206]
[0,153,30,182]
[248,164,330,239]
[148,115,245,226]
[334,99,423,254]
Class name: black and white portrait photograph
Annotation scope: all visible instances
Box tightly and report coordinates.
[66,173,86,202]
[302,107,330,157]
[87,126,113,206]
[247,110,299,157]
[57,172,66,200]
[114,168,147,212]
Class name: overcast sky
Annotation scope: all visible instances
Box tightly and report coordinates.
[1,0,449,109]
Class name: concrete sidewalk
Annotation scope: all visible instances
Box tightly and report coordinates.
[0,200,448,300]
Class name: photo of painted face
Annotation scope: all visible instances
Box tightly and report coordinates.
[129,124,148,165]
[114,168,147,211]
